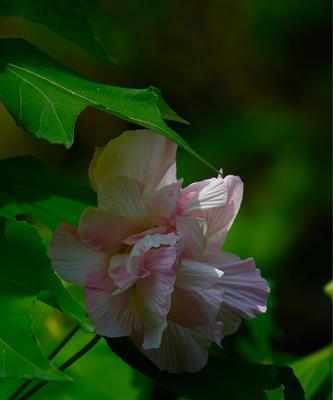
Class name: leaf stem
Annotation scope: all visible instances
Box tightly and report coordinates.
[17,334,101,400]
[8,325,79,400]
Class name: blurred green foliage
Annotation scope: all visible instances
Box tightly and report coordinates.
[0,0,331,398]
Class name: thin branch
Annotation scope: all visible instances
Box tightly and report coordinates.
[17,335,101,400]
[8,325,80,400]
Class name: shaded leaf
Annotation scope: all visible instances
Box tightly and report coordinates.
[0,278,69,381]
[107,337,305,400]
[0,217,93,331]
[0,39,213,170]
[0,155,95,229]
[0,0,111,62]
[324,280,333,300]
[291,344,332,400]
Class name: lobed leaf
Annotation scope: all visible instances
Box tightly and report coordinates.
[0,39,214,170]
[0,0,112,62]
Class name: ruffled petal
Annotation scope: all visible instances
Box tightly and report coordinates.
[140,322,209,373]
[49,223,107,285]
[216,252,270,336]
[85,286,140,337]
[89,130,177,193]
[168,259,224,344]
[136,246,177,349]
[79,208,138,253]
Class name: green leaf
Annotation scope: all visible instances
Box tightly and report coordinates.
[0,39,214,170]
[291,344,332,400]
[0,0,112,62]
[0,156,95,229]
[0,217,93,331]
[0,278,68,381]
[107,338,305,400]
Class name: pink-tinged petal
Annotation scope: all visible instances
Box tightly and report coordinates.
[179,173,228,213]
[49,223,107,285]
[85,287,140,337]
[108,254,139,294]
[216,252,270,336]
[204,175,243,250]
[140,322,209,373]
[176,216,207,259]
[79,208,138,253]
[168,259,224,345]
[98,176,148,220]
[136,247,177,349]
[124,226,167,245]
[147,179,183,218]
[89,130,177,193]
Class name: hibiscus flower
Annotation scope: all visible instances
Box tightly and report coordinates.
[50,130,269,373]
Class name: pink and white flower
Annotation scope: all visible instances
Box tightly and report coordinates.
[49,130,269,373]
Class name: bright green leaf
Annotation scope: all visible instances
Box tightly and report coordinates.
[291,344,332,400]
[0,0,112,62]
[0,39,213,170]
[107,337,305,400]
[0,156,95,229]
[0,217,93,331]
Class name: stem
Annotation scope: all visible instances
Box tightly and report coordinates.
[18,335,101,400]
[8,325,79,400]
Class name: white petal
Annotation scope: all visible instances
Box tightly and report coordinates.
[180,176,228,213]
[140,322,209,373]
[89,130,177,193]
[176,259,223,291]
[49,223,106,285]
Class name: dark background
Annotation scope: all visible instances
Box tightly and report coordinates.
[0,0,331,398]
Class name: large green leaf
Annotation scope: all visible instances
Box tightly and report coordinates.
[107,338,305,400]
[0,278,68,381]
[0,0,111,62]
[0,156,95,229]
[0,39,213,170]
[0,217,93,331]
[291,344,332,400]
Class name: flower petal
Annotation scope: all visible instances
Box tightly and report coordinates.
[49,223,107,285]
[89,130,177,193]
[176,259,223,291]
[79,208,138,253]
[140,322,208,373]
[176,216,207,259]
[216,252,270,336]
[136,246,177,349]
[203,175,243,250]
[85,287,140,337]
[179,172,228,213]
[98,176,148,220]
[147,179,183,218]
